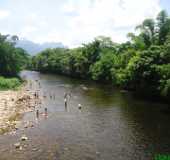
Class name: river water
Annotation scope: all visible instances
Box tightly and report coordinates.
[0,71,169,160]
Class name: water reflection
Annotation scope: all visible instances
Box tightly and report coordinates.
[0,71,169,160]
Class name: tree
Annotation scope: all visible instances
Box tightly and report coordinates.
[136,18,156,47]
[31,10,170,101]
[0,34,29,76]
[157,10,170,45]
[90,50,117,81]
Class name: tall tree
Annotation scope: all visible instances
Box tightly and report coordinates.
[157,10,170,45]
[136,18,156,47]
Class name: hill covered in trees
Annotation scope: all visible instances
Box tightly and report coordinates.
[31,10,170,102]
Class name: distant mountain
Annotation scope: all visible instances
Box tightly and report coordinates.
[16,39,66,55]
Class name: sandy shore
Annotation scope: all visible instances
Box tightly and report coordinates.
[0,85,39,134]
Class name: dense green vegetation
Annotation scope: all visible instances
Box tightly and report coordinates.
[0,34,29,89]
[0,76,21,90]
[32,10,170,102]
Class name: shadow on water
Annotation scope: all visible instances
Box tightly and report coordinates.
[0,71,169,160]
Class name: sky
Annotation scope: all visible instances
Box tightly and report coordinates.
[0,0,169,48]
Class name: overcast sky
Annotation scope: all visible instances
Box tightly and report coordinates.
[0,0,169,47]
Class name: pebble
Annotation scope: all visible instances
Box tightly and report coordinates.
[32,148,38,151]
[96,151,100,155]
[24,121,34,128]
[21,135,28,141]
[23,144,27,148]
[64,147,69,151]
[24,125,28,128]
[14,142,20,149]
[19,146,23,150]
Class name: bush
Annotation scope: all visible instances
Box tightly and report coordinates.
[0,76,21,90]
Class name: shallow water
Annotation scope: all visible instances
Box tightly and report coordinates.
[0,70,170,160]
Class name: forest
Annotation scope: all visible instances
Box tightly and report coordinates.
[31,10,170,102]
[0,34,29,89]
[1,0,170,158]
[0,10,169,101]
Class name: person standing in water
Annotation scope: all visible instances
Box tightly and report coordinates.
[64,92,69,109]
[36,110,39,119]
[45,108,47,115]
[64,97,67,108]
[44,107,48,119]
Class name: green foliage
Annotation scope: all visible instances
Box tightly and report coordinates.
[0,33,29,90]
[160,79,170,97]
[155,64,170,97]
[90,51,116,81]
[157,10,170,45]
[123,46,162,91]
[0,76,21,90]
[32,10,170,102]
[136,18,156,47]
[0,34,29,76]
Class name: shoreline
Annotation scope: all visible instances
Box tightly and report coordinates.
[34,70,170,104]
[0,81,39,134]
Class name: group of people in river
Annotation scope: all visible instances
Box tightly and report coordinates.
[28,80,47,119]
[29,79,82,120]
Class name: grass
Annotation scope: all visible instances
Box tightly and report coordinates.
[0,76,22,90]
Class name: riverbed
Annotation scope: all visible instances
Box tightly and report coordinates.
[0,70,169,160]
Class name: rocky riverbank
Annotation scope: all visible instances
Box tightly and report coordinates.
[0,85,39,134]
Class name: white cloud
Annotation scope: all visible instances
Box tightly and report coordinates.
[61,0,161,47]
[0,0,162,47]
[21,26,38,36]
[0,10,10,19]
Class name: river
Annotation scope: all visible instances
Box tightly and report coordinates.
[0,70,170,160]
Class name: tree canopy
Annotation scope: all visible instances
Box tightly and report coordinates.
[0,34,29,76]
[32,10,170,102]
